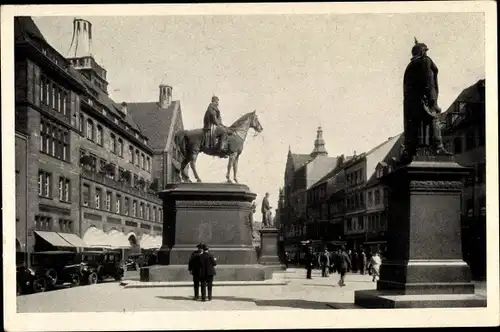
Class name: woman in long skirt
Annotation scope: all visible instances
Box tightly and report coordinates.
[369,251,382,282]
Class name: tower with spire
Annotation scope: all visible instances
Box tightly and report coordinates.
[66,18,109,95]
[310,126,328,158]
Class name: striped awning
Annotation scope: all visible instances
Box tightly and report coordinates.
[108,230,131,249]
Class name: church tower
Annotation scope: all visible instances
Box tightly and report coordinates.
[310,126,328,158]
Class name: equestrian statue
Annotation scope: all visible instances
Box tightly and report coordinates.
[174,95,263,183]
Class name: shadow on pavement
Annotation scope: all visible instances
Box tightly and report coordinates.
[156,295,332,309]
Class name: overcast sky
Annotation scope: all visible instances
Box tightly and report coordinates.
[33,12,485,216]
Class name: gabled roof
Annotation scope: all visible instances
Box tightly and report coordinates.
[15,16,46,42]
[127,101,181,151]
[444,79,485,114]
[291,153,313,169]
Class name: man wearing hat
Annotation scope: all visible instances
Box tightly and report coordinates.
[402,38,452,157]
[203,95,229,156]
[188,243,203,300]
[198,244,217,301]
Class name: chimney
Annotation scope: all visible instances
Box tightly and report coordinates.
[159,84,172,108]
[68,18,93,58]
[121,102,128,116]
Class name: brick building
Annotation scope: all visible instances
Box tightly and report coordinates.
[441,79,486,279]
[14,17,166,260]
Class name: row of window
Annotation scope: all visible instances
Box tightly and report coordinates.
[346,169,364,187]
[79,148,151,190]
[79,115,151,172]
[345,191,365,210]
[367,188,386,207]
[81,183,162,222]
[40,75,70,118]
[40,117,70,162]
[35,215,74,233]
[444,128,485,155]
[38,170,71,203]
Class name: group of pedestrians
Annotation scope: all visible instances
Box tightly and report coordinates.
[188,243,218,301]
[304,246,383,286]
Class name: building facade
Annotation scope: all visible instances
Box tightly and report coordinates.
[14,17,164,260]
[441,79,486,279]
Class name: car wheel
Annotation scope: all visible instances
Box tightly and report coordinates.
[45,268,58,286]
[33,278,47,293]
[88,272,98,285]
[71,274,81,287]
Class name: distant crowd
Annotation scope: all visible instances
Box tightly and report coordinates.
[283,247,384,286]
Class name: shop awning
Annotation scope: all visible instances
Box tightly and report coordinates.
[58,233,88,248]
[83,227,111,248]
[108,230,131,249]
[35,231,74,247]
[140,234,161,249]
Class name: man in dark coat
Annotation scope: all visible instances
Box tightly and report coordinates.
[402,38,452,158]
[203,95,229,155]
[188,243,203,300]
[305,247,314,279]
[198,244,217,301]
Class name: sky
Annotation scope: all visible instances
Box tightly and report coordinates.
[33,13,485,217]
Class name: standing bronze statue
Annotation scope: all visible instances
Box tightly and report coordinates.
[402,38,452,161]
[203,96,229,157]
[261,193,273,228]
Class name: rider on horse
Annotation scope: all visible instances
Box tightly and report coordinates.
[203,95,229,156]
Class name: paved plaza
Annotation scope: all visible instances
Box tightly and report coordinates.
[16,269,487,312]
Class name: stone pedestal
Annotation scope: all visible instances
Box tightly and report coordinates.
[141,183,271,282]
[355,159,486,308]
[258,228,281,267]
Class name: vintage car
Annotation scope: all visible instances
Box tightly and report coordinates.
[80,250,124,282]
[30,251,81,289]
[16,265,47,295]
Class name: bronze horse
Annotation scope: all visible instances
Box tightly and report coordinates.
[174,110,263,183]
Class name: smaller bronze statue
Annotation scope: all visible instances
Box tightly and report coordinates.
[402,37,452,161]
[261,193,273,228]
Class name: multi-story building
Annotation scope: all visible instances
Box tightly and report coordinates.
[126,84,184,189]
[282,126,340,259]
[15,16,88,257]
[343,134,403,251]
[441,79,486,279]
[15,17,164,260]
[306,157,350,250]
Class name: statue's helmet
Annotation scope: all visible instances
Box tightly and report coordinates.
[412,37,429,57]
[211,95,219,102]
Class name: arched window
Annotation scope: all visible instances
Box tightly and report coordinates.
[86,119,94,141]
[129,145,134,163]
[110,133,116,153]
[135,150,140,166]
[117,138,123,157]
[96,125,103,146]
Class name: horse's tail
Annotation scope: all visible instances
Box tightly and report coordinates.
[174,130,187,160]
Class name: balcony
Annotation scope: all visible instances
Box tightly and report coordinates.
[81,168,161,204]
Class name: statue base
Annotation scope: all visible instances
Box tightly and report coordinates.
[142,183,271,282]
[258,228,281,267]
[354,159,486,308]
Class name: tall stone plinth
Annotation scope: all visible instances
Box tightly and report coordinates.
[355,159,487,308]
[142,183,272,282]
[258,228,281,267]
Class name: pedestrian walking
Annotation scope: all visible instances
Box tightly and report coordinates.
[369,250,382,282]
[188,243,203,300]
[359,249,367,275]
[198,244,217,301]
[319,248,330,277]
[305,247,314,279]
[337,246,351,287]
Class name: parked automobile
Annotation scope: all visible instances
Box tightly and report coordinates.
[30,251,81,289]
[16,265,47,295]
[80,250,124,282]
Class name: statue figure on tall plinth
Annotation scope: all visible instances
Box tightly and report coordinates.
[174,101,263,183]
[261,193,273,228]
[402,38,452,162]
